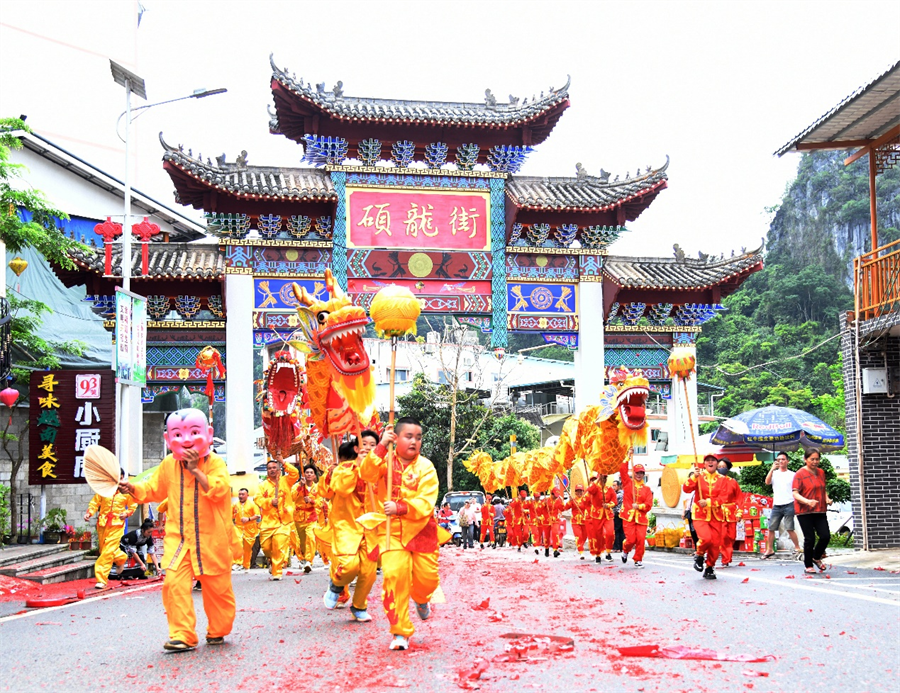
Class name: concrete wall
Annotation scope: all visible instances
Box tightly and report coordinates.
[1,406,167,538]
[842,315,900,549]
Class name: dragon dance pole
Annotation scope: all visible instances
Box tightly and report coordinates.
[682,378,700,462]
[385,335,398,550]
[368,284,421,553]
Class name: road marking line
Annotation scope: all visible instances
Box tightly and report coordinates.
[0,582,163,624]
[640,558,900,606]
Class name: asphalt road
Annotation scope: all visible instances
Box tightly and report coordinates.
[1,546,897,692]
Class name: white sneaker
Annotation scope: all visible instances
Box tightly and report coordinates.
[389,635,409,651]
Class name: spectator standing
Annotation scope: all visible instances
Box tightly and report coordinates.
[612,480,625,552]
[471,499,482,544]
[492,499,505,544]
[762,452,801,559]
[458,500,475,549]
[792,449,832,574]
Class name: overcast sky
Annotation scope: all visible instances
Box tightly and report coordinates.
[1,0,898,258]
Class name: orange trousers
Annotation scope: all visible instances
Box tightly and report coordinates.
[317,538,332,566]
[94,525,127,586]
[331,539,378,611]
[162,555,235,647]
[480,523,494,543]
[548,522,562,550]
[240,536,256,569]
[720,521,737,565]
[694,519,723,567]
[259,527,290,578]
[623,521,648,561]
[380,549,439,638]
[573,523,587,553]
[535,524,550,548]
[510,522,525,546]
[596,518,614,555]
[586,518,601,556]
[294,522,315,563]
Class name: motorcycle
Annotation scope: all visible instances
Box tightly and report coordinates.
[494,519,507,547]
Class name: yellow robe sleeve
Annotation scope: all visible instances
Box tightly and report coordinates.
[86,494,101,517]
[130,461,169,505]
[402,459,439,522]
[330,462,361,497]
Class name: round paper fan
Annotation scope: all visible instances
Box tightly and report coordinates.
[84,445,120,497]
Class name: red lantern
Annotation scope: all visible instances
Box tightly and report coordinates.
[0,387,18,408]
[132,216,161,276]
[0,387,19,426]
[94,217,123,276]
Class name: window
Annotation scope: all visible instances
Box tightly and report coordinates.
[396,369,410,382]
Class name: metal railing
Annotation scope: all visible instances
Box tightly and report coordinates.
[855,238,900,321]
[515,400,575,418]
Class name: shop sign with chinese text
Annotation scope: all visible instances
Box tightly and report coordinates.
[29,370,116,485]
[346,188,491,251]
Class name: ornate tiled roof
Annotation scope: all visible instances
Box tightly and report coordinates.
[605,246,763,290]
[160,133,336,203]
[269,54,570,130]
[776,59,900,155]
[70,242,225,280]
[507,159,669,213]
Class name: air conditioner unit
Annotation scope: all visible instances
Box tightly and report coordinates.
[862,368,888,394]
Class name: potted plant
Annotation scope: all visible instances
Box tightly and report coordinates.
[70,526,92,550]
[41,508,69,543]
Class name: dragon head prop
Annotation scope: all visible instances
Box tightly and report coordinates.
[556,367,650,477]
[608,367,650,435]
[261,350,305,456]
[290,269,375,437]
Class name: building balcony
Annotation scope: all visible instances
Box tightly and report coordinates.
[855,238,900,322]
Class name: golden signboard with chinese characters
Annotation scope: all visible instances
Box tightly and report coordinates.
[346,187,491,251]
[29,370,116,485]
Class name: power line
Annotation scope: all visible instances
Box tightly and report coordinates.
[700,330,846,377]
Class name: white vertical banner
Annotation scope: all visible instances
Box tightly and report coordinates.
[115,288,147,386]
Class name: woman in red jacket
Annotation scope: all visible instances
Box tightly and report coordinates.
[683,454,729,580]
[792,448,832,574]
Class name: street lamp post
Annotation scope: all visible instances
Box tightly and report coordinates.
[108,60,226,475]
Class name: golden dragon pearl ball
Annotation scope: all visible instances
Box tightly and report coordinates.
[668,347,696,379]
[370,284,421,337]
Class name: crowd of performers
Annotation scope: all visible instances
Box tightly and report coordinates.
[485,460,652,566]
[478,453,750,581]
[106,408,440,653]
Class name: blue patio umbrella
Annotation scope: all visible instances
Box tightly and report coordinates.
[710,405,844,452]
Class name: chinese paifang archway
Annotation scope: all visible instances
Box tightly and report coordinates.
[58,56,763,472]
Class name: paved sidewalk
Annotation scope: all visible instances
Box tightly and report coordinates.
[824,548,900,571]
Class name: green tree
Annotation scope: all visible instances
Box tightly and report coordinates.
[477,413,540,461]
[1,295,86,538]
[396,375,541,499]
[396,373,492,498]
[1,118,84,268]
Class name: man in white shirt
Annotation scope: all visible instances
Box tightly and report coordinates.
[459,500,478,549]
[762,452,801,558]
